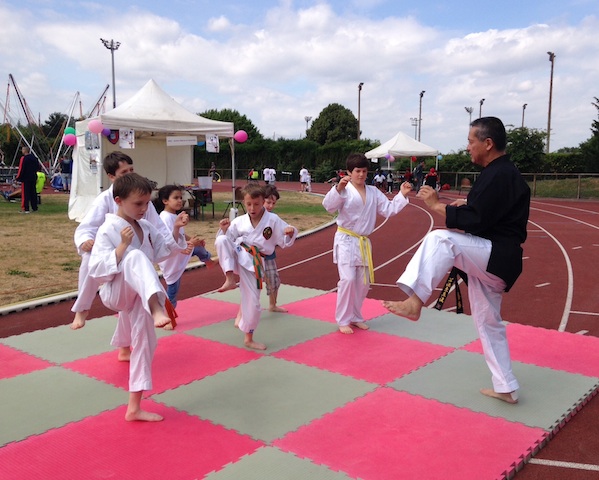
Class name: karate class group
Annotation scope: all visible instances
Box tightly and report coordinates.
[70,116,526,422]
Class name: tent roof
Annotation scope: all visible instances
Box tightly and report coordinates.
[365,131,438,158]
[97,79,234,137]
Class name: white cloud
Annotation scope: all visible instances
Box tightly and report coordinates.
[1,2,597,154]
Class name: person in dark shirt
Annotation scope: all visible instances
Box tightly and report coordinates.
[16,146,39,213]
[383,117,530,405]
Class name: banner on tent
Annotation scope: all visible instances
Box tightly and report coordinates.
[166,135,197,147]
[120,129,135,149]
[206,134,220,153]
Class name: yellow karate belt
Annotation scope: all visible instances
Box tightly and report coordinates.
[240,243,265,289]
[337,226,375,284]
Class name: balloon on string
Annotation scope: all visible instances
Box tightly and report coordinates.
[88,119,104,134]
[388,155,395,162]
[411,156,417,162]
[233,130,248,143]
[384,153,391,160]
[63,134,77,146]
[102,127,111,137]
[64,127,76,135]
[437,154,443,161]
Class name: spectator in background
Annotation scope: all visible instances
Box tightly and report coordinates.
[424,167,438,189]
[59,156,73,193]
[16,146,38,213]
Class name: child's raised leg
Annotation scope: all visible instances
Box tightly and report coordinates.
[148,293,170,328]
[218,271,237,292]
[70,310,89,330]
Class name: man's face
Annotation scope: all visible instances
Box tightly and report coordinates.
[348,166,368,186]
[116,190,151,221]
[467,127,490,166]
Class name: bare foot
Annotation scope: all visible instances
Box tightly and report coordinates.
[244,340,267,350]
[339,325,354,334]
[234,310,242,328]
[163,322,174,330]
[480,388,519,404]
[351,321,369,330]
[218,278,237,292]
[70,310,89,330]
[382,299,421,321]
[269,305,287,313]
[153,311,171,328]
[118,347,131,362]
[125,409,164,422]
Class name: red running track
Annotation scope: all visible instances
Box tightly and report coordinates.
[2,180,599,479]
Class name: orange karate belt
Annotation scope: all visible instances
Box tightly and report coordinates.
[240,243,266,289]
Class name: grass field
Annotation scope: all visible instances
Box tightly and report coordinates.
[0,190,334,307]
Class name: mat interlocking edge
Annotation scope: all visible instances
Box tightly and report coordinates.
[1,283,598,480]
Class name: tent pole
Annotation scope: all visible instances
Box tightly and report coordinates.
[229,138,237,218]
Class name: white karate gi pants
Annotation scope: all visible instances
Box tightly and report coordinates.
[397,229,519,393]
[335,246,370,327]
[71,252,100,312]
[215,236,262,333]
[102,250,165,392]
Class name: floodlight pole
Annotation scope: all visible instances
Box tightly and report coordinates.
[100,38,121,109]
[357,83,364,140]
[304,116,312,137]
[479,98,485,118]
[418,90,425,141]
[521,103,527,128]
[547,52,556,153]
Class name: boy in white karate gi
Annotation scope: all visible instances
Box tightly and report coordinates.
[89,173,187,421]
[215,183,297,350]
[70,152,172,335]
[323,153,413,334]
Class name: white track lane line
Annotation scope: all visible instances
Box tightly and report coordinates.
[528,458,599,472]
[528,219,574,332]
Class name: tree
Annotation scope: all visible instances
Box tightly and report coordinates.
[579,97,599,172]
[306,103,358,145]
[42,112,70,139]
[506,127,546,173]
[200,108,263,141]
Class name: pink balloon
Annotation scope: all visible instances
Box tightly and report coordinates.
[233,130,248,143]
[102,127,111,136]
[63,133,77,146]
[88,119,104,134]
[389,155,395,162]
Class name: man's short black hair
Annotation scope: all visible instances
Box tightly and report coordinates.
[470,117,507,151]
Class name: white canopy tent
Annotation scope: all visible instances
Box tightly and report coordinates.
[68,79,235,222]
[365,131,439,160]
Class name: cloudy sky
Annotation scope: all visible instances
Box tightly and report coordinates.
[1,0,598,154]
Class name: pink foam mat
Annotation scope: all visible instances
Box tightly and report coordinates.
[462,323,599,377]
[63,334,260,394]
[169,296,240,331]
[274,330,453,384]
[284,292,389,323]
[0,343,53,380]
[0,400,263,480]
[275,388,547,480]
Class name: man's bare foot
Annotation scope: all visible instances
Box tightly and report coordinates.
[118,347,131,362]
[125,409,164,422]
[70,310,89,330]
[382,298,421,321]
[480,388,519,404]
[163,322,174,330]
[218,278,237,292]
[244,340,267,350]
[339,325,354,334]
[269,305,287,313]
[351,321,369,330]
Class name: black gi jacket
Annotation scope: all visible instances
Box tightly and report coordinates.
[445,155,530,291]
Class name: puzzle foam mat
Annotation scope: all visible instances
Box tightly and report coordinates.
[1,284,598,479]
